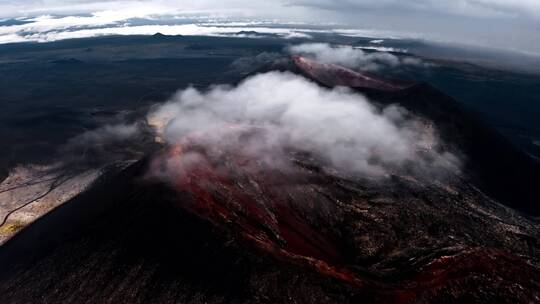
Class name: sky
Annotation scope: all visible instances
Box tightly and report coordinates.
[0,0,539,55]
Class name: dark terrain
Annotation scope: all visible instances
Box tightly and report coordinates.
[0,52,539,303]
[1,35,540,176]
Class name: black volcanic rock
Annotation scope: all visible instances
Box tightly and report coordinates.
[0,146,539,303]
[285,56,540,215]
[1,57,540,303]
[0,160,364,304]
[362,82,540,215]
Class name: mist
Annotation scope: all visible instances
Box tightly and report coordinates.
[287,43,429,72]
[147,71,459,180]
[59,122,157,170]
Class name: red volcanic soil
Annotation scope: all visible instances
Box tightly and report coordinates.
[1,138,539,303]
[147,137,540,302]
[392,249,540,303]
[292,55,408,91]
[150,143,363,287]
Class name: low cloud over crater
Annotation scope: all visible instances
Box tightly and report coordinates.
[147,71,458,179]
[287,43,430,72]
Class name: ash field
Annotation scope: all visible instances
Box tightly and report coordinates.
[1,33,540,303]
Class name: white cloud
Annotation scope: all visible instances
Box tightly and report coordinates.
[287,43,430,72]
[71,124,139,144]
[60,122,151,167]
[0,1,538,59]
[7,0,540,21]
[289,0,540,19]
[0,14,318,43]
[0,1,291,19]
[0,14,409,45]
[288,1,540,55]
[147,71,459,179]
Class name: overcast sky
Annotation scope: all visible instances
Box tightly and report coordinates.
[1,0,539,55]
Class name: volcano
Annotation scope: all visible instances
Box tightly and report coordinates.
[0,57,539,303]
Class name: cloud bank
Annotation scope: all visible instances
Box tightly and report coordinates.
[5,0,540,20]
[287,43,429,72]
[289,0,540,19]
[147,71,458,179]
[1,0,539,56]
[0,16,316,43]
[1,1,539,55]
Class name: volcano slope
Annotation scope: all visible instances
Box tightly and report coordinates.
[289,56,540,216]
[1,57,540,303]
